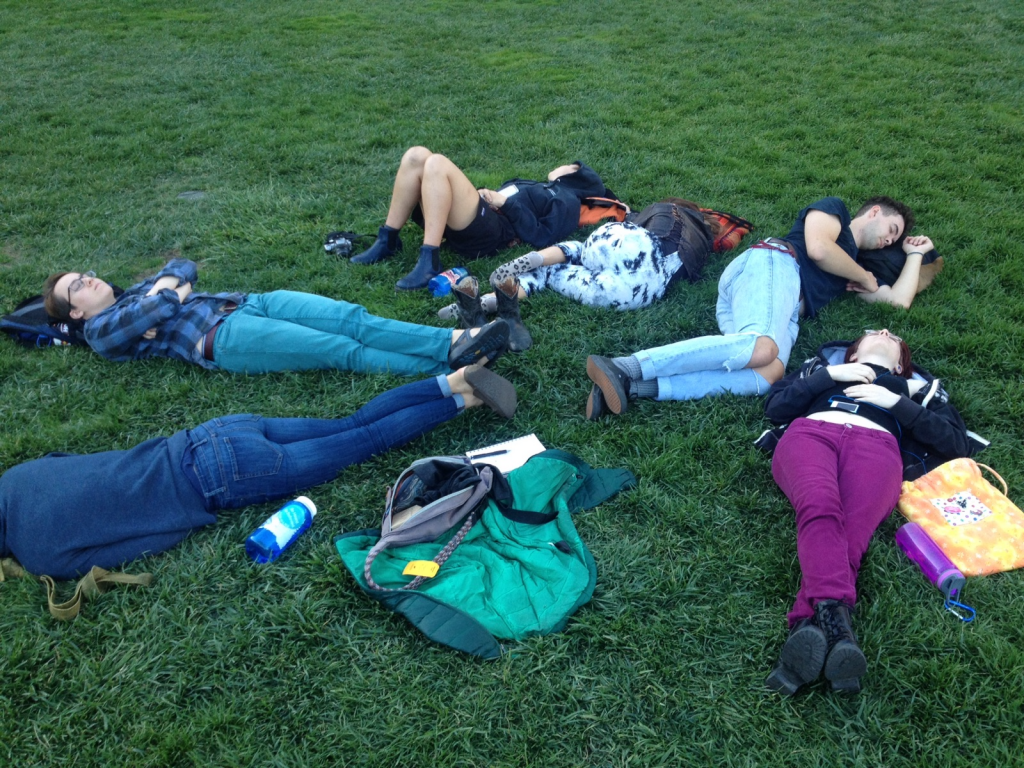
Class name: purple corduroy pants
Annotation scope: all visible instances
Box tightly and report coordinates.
[771,418,903,626]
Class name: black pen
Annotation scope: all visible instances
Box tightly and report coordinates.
[472,449,510,459]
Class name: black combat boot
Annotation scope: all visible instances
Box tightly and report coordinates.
[814,600,867,693]
[765,617,828,696]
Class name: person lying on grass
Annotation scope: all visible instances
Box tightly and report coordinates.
[350,146,613,290]
[584,196,941,417]
[441,197,721,315]
[436,198,727,353]
[0,365,516,581]
[43,258,509,376]
[761,329,973,696]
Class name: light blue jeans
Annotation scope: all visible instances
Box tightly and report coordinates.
[634,246,801,400]
[212,291,453,375]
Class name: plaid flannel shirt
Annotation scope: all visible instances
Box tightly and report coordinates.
[84,259,246,370]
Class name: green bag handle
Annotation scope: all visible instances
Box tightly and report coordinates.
[2,558,151,620]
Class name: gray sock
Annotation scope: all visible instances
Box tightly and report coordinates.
[613,355,643,380]
[490,252,544,285]
[633,379,659,399]
[437,294,497,321]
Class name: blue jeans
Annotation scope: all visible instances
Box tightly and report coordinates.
[184,375,460,510]
[634,246,801,400]
[213,291,454,376]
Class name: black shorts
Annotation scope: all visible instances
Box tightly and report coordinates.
[412,199,518,260]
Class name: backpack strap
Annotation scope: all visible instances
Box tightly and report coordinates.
[40,568,153,621]
[1,558,152,620]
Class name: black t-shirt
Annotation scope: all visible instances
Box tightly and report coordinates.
[784,197,858,318]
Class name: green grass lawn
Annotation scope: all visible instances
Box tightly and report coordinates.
[2,0,1024,765]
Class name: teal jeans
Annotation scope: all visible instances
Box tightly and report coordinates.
[213,291,453,375]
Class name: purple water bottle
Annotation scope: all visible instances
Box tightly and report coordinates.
[895,523,965,601]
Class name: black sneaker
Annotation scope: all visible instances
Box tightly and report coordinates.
[765,617,828,696]
[585,384,606,420]
[586,355,630,415]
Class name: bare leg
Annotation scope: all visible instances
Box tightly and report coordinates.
[748,336,780,369]
[547,163,580,181]
[446,368,483,408]
[752,358,786,384]
[418,153,482,247]
[383,146,433,230]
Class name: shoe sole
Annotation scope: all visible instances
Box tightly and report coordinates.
[765,623,827,696]
[586,356,626,415]
[824,642,866,692]
[780,624,828,686]
[449,322,510,369]
[585,384,605,420]
[464,365,517,419]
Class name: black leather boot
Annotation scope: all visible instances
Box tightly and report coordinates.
[351,225,402,265]
[493,276,532,352]
[453,276,487,329]
[814,600,867,693]
[765,617,828,696]
[395,245,440,291]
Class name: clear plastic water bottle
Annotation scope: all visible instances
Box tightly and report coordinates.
[245,496,317,563]
[427,267,469,297]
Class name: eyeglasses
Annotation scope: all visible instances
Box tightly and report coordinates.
[864,329,902,344]
[67,271,96,307]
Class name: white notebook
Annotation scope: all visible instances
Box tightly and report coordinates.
[467,433,546,475]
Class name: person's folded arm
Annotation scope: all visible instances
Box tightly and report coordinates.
[853,236,936,309]
[84,292,182,360]
[500,192,576,249]
[804,210,879,292]
[155,258,199,286]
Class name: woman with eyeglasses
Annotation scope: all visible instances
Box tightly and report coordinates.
[761,329,975,697]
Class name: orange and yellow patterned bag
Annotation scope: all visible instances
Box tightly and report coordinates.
[898,458,1024,577]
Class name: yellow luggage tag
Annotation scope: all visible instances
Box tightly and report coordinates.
[403,560,440,579]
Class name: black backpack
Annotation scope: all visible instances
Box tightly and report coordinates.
[626,202,715,283]
[0,295,88,348]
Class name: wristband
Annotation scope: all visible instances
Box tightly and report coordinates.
[906,251,924,257]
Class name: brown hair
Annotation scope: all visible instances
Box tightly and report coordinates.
[854,196,915,238]
[659,197,722,238]
[844,333,914,379]
[43,272,74,320]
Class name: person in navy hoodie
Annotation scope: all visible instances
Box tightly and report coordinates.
[352,146,611,289]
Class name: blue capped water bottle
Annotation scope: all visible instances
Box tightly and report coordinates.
[427,267,469,297]
[245,496,317,563]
